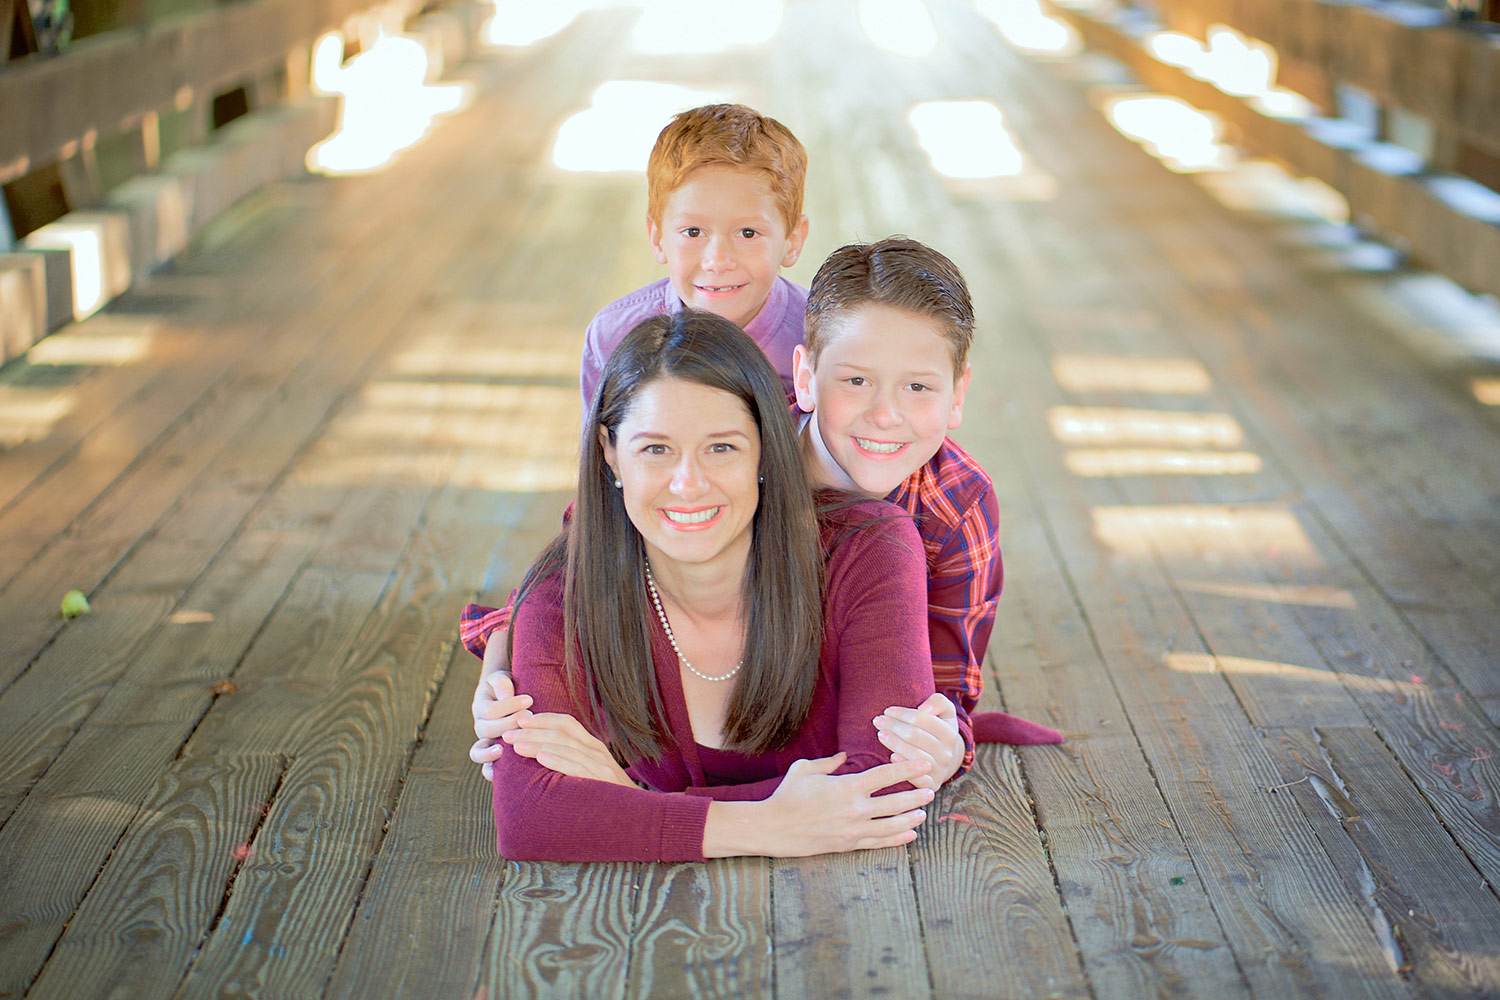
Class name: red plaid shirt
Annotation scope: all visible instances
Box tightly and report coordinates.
[460,434,1001,773]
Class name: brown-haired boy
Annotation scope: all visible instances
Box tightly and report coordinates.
[579,103,811,404]
[791,236,1062,780]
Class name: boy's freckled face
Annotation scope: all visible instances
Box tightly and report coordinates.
[794,304,970,497]
[648,165,807,330]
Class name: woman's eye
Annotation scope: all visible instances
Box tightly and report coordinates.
[643,444,668,455]
[709,442,736,453]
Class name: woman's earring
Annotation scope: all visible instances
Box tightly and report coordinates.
[614,478,623,488]
[758,475,765,483]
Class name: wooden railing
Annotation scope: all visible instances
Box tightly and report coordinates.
[1043,0,1500,301]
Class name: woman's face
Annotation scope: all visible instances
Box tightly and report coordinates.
[601,376,761,575]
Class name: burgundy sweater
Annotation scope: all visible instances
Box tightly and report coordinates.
[494,503,934,862]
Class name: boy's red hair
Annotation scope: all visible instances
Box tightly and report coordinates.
[646,104,807,235]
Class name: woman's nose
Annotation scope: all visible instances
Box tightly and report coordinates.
[671,455,708,496]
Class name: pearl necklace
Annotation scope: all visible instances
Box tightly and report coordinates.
[644,564,742,683]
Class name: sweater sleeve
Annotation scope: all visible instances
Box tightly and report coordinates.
[821,509,935,785]
[494,582,710,862]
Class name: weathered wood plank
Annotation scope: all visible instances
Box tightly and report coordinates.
[24,753,287,1000]
[1268,727,1500,996]
[625,858,773,1000]
[772,847,930,1000]
[910,745,1090,1000]
[481,861,639,1000]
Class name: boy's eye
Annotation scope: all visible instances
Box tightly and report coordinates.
[845,377,868,387]
[739,228,758,239]
[683,227,702,238]
[907,382,931,392]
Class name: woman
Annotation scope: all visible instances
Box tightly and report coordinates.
[494,311,938,861]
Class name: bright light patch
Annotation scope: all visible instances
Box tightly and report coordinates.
[27,225,105,317]
[1165,652,1419,695]
[1092,504,1316,560]
[310,32,345,94]
[1474,378,1500,405]
[168,610,216,624]
[1103,94,1234,172]
[1052,355,1212,394]
[907,101,1025,179]
[28,329,154,366]
[1064,449,1262,477]
[857,0,938,58]
[1178,580,1357,609]
[632,0,782,54]
[0,391,74,446]
[553,81,729,172]
[307,31,472,176]
[1049,406,1244,447]
[483,0,599,47]
[977,0,1079,55]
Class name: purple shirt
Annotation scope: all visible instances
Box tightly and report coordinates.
[579,276,809,408]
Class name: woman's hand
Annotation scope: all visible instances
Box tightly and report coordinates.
[502,712,636,788]
[471,661,533,781]
[705,753,935,858]
[874,693,963,788]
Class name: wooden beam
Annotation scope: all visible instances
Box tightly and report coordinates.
[0,0,417,185]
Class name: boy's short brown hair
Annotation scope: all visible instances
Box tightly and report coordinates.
[804,237,975,378]
[646,104,807,235]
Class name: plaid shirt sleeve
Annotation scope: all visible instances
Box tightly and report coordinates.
[912,470,1004,775]
[459,598,514,659]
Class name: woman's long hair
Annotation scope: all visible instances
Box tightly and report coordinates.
[511,311,824,760]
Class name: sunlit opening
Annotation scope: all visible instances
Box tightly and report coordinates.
[1103,94,1234,172]
[0,391,75,446]
[1177,580,1357,610]
[27,329,154,367]
[307,29,472,176]
[1473,378,1500,405]
[1092,504,1316,560]
[309,32,345,94]
[553,81,729,172]
[1426,175,1500,225]
[907,101,1024,179]
[483,0,598,47]
[977,0,1080,56]
[632,0,782,54]
[1065,448,1262,477]
[1052,354,1212,394]
[857,0,938,58]
[1049,406,1244,447]
[25,224,105,318]
[1142,24,1312,119]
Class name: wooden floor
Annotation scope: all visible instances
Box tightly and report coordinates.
[3,3,1500,997]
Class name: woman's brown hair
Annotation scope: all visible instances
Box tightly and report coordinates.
[512,310,824,760]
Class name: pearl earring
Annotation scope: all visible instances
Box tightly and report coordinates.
[614,478,623,488]
[758,475,765,483]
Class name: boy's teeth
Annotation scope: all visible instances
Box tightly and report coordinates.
[663,507,721,524]
[855,438,904,454]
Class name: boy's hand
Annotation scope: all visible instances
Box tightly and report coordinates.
[470,669,533,782]
[874,693,963,788]
[502,713,634,787]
